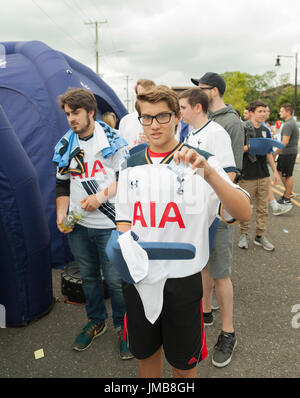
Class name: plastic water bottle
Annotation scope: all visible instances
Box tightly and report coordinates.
[61,205,85,231]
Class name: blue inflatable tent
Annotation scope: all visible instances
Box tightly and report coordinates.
[0,41,128,269]
[0,105,53,325]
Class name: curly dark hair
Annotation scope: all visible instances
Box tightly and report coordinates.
[58,88,97,120]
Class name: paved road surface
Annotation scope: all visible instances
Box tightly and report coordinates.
[1,165,300,380]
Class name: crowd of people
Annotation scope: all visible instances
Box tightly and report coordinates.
[53,73,299,378]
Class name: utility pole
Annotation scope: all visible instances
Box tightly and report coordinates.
[124,75,133,111]
[85,20,107,75]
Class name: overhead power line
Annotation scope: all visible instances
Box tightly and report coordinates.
[72,0,93,22]
[31,0,87,50]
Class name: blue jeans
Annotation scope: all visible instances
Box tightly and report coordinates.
[68,224,126,328]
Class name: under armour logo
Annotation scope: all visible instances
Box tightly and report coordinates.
[197,139,202,147]
[130,180,139,189]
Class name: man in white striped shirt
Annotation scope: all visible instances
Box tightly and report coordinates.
[55,88,132,359]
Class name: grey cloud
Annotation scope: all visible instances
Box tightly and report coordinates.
[1,0,300,106]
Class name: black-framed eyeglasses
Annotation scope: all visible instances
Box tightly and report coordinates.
[138,112,175,126]
[198,86,214,91]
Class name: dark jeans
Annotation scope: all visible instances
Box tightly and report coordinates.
[68,224,126,328]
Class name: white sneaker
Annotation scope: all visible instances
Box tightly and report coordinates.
[238,234,248,249]
[254,236,275,251]
[272,203,292,216]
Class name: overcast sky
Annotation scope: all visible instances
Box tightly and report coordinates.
[1,0,300,110]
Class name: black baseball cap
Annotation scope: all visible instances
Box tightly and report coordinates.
[191,72,226,95]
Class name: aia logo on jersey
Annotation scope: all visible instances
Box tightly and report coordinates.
[72,160,107,179]
[133,201,186,229]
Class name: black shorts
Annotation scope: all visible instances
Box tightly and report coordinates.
[277,154,297,177]
[122,271,207,370]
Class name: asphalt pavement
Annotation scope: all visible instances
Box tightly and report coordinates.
[1,165,300,380]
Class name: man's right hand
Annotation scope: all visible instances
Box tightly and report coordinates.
[56,215,73,234]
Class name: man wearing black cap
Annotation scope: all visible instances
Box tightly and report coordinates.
[191,72,244,368]
[191,72,244,175]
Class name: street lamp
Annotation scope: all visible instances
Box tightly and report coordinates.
[275,53,298,119]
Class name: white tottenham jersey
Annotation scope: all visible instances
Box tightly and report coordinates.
[115,143,248,279]
[118,111,144,148]
[56,134,124,229]
[185,120,236,172]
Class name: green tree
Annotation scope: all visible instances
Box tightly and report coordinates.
[244,71,277,103]
[221,71,248,115]
[220,70,299,120]
[276,86,300,117]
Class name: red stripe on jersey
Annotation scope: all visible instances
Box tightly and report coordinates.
[148,148,172,158]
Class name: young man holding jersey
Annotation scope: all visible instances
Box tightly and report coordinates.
[115,85,251,378]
